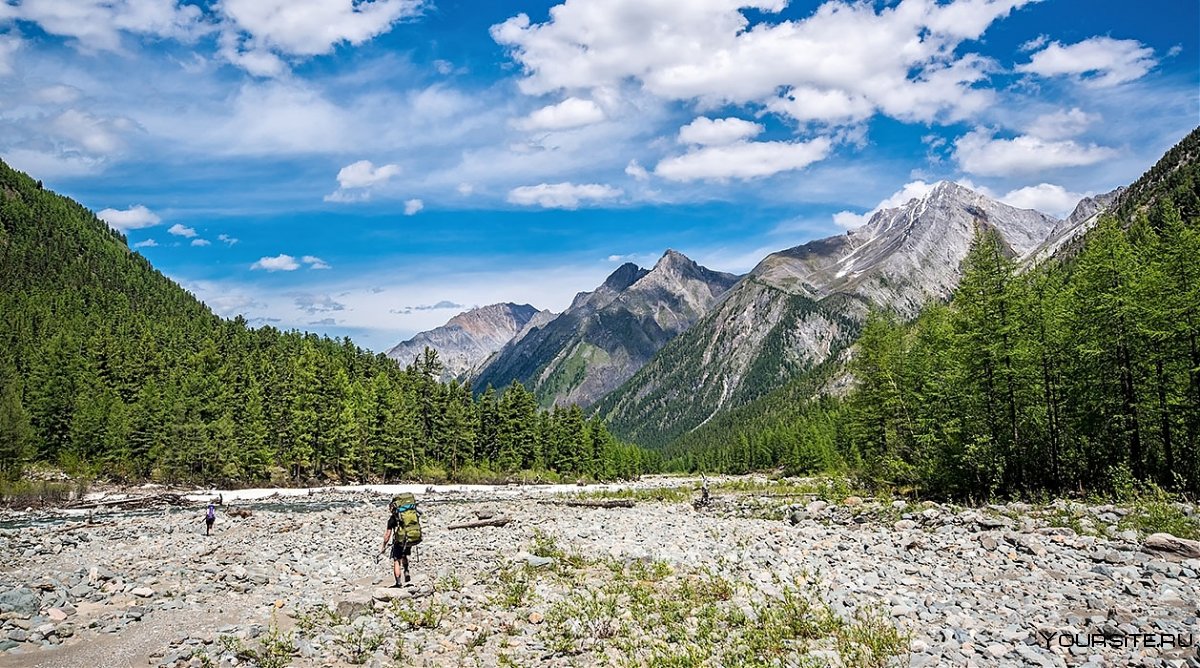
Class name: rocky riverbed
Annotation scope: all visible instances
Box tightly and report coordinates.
[1,476,1198,667]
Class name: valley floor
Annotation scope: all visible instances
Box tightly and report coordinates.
[0,476,1198,667]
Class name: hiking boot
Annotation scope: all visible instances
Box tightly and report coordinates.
[404,571,412,584]
[391,580,403,588]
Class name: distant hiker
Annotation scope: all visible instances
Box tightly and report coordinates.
[379,494,423,587]
[204,502,216,535]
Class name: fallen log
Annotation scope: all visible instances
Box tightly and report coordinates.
[69,493,188,510]
[448,516,512,530]
[562,499,635,508]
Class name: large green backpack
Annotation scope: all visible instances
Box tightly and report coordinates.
[390,493,422,546]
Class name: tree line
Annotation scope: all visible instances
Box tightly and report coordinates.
[0,160,652,485]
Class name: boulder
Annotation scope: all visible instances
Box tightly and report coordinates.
[0,588,38,617]
[1142,533,1200,560]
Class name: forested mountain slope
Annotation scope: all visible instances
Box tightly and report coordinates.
[474,250,739,408]
[0,161,648,484]
[598,181,1065,447]
[662,127,1200,499]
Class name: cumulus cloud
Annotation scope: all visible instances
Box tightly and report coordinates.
[492,0,1034,126]
[168,223,198,238]
[0,0,203,52]
[518,97,605,131]
[217,0,424,75]
[507,182,622,209]
[1018,37,1156,87]
[132,239,158,248]
[191,238,211,247]
[953,128,1117,177]
[677,117,763,146]
[302,255,331,270]
[325,159,401,202]
[48,109,137,155]
[655,137,832,182]
[999,183,1088,219]
[833,180,937,229]
[403,199,424,215]
[98,204,161,231]
[624,160,649,181]
[218,234,239,245]
[251,254,301,271]
[1025,107,1097,140]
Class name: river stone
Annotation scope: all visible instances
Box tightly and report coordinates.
[336,595,371,619]
[372,588,411,601]
[0,589,38,617]
[47,608,68,622]
[132,587,156,598]
[1142,533,1200,560]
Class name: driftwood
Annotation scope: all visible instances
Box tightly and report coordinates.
[562,499,635,509]
[448,516,512,530]
[70,493,188,510]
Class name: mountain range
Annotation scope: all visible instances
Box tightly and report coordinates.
[392,179,1125,446]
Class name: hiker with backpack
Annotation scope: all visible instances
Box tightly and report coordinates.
[204,502,216,535]
[379,493,422,587]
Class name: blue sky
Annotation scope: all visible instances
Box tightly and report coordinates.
[1,0,1196,351]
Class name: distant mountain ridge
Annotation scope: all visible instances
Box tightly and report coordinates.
[596,180,1108,446]
[385,303,550,380]
[472,250,740,407]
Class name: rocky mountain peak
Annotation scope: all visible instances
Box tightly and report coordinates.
[386,302,543,380]
[602,262,650,291]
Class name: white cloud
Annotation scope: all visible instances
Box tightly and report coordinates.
[624,160,649,181]
[325,159,402,202]
[98,204,161,231]
[677,117,763,146]
[168,223,198,238]
[219,0,423,57]
[217,0,424,75]
[132,238,158,248]
[33,85,82,105]
[48,109,136,155]
[191,238,211,247]
[655,137,832,182]
[336,159,401,189]
[833,180,936,229]
[518,97,605,131]
[218,234,239,245]
[0,149,106,178]
[492,0,1035,126]
[403,198,424,215]
[1025,107,1097,140]
[0,0,203,52]
[251,254,301,271]
[954,128,1117,177]
[456,183,475,196]
[999,183,1087,219]
[302,255,332,270]
[0,33,20,76]
[1018,37,1156,87]
[507,182,622,209]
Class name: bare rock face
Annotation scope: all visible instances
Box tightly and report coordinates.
[600,181,1081,446]
[473,250,740,407]
[386,304,549,381]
